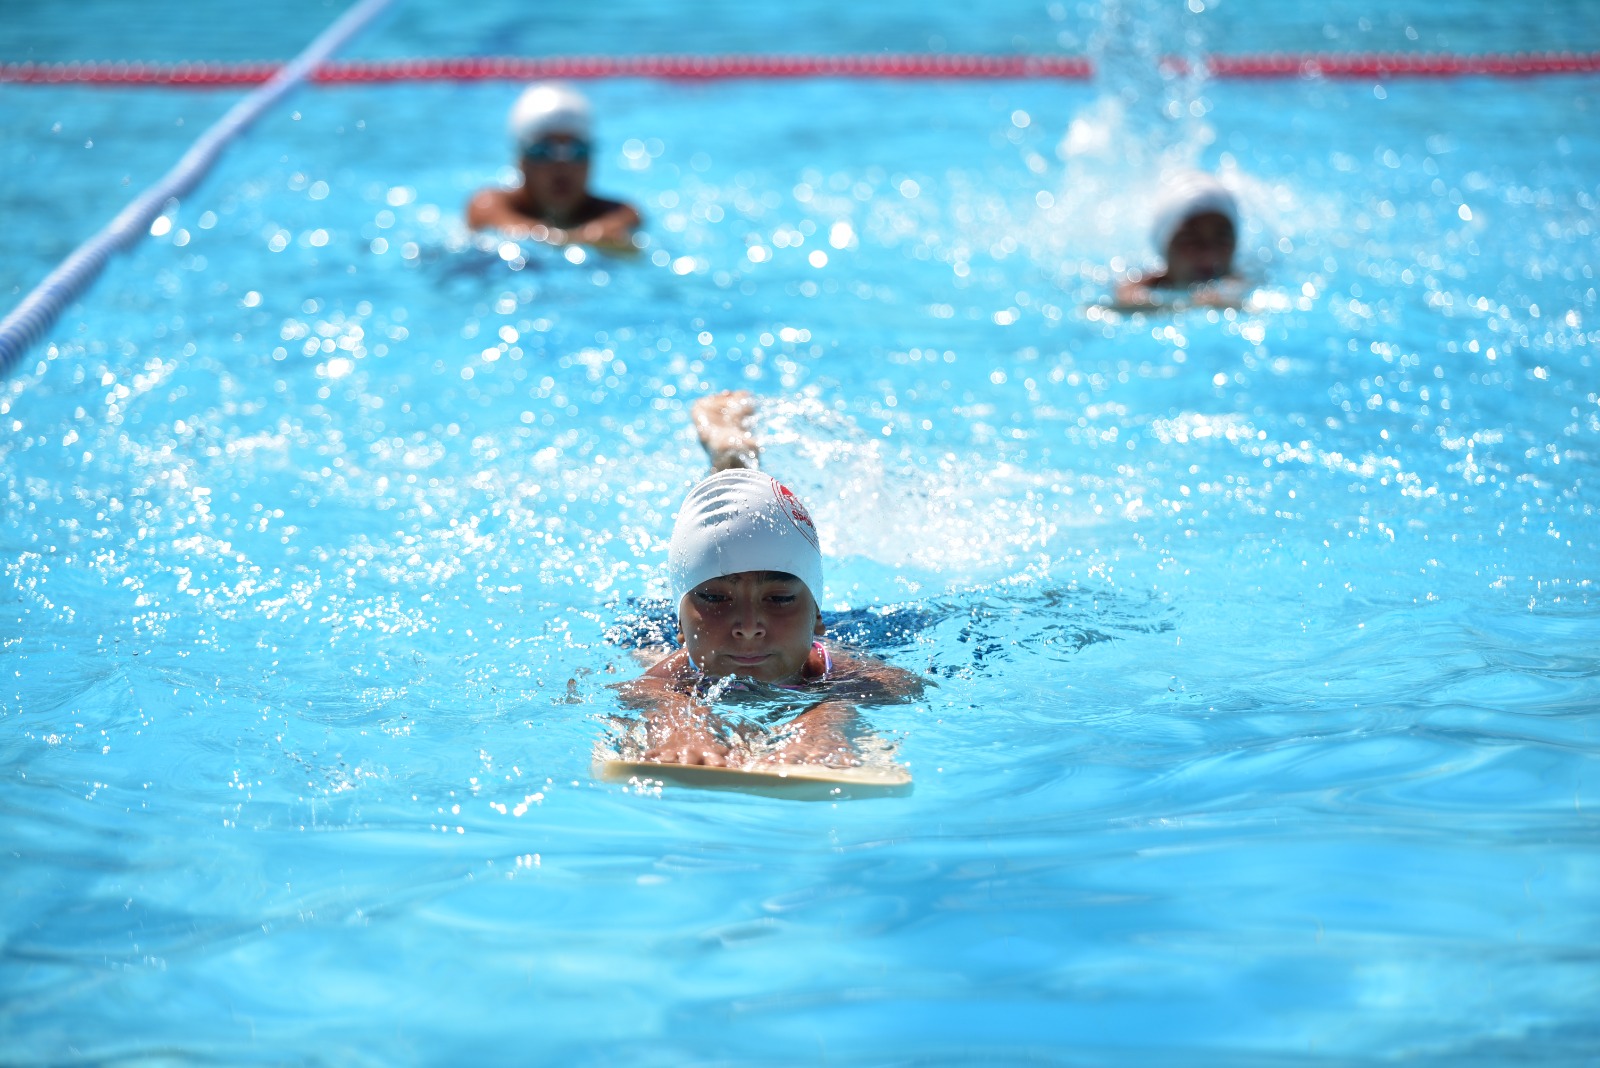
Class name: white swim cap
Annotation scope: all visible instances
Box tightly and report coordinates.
[667,470,825,611]
[1150,171,1239,258]
[507,82,591,150]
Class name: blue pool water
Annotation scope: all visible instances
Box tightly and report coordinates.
[4,0,1600,1061]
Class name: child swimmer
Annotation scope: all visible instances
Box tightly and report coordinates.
[467,82,640,250]
[1113,170,1248,310]
[616,392,924,768]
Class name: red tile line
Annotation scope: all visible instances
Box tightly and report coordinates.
[2,52,1598,86]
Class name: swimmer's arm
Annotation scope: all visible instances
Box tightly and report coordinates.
[767,699,861,766]
[615,653,732,766]
[692,390,759,471]
[1112,273,1165,310]
[465,191,640,250]
[466,188,539,234]
[1113,268,1190,310]
[1113,270,1249,311]
[568,200,642,251]
[768,660,926,766]
[529,199,641,250]
[826,649,927,701]
[1185,275,1248,309]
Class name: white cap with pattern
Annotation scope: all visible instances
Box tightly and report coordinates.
[507,82,591,150]
[667,470,825,610]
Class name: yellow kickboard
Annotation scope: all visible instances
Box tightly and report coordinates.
[595,758,912,800]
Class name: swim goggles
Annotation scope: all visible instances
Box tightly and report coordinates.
[522,137,591,164]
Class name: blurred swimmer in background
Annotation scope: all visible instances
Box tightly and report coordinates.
[1114,171,1248,310]
[467,82,640,249]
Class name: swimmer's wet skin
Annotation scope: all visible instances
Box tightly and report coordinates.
[613,462,922,774]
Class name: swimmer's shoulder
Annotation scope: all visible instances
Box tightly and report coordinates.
[822,643,927,701]
[1113,269,1168,307]
[641,647,690,679]
[614,649,694,707]
[466,186,521,230]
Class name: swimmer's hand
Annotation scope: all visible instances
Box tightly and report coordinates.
[760,702,861,768]
[1185,278,1248,309]
[642,710,732,766]
[1111,273,1249,312]
[615,668,734,765]
[466,190,640,251]
[571,213,642,252]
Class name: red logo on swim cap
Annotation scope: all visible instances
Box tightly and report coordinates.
[772,480,820,550]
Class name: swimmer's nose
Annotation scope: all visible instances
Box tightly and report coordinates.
[730,602,766,639]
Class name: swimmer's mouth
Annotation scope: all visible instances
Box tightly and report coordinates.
[724,653,772,666]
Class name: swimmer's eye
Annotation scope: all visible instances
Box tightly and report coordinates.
[693,589,731,604]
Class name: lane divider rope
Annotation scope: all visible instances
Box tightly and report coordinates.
[0,0,394,378]
[2,50,1598,86]
[4,43,1592,375]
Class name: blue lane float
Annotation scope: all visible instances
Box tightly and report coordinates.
[0,0,393,380]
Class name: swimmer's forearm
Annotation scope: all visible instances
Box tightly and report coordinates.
[765,700,861,766]
[637,698,732,766]
[576,205,641,248]
[1113,278,1160,308]
[700,432,758,471]
[691,391,760,471]
[787,700,858,733]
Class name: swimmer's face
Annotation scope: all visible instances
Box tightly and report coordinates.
[678,570,825,684]
[1165,211,1236,285]
[518,134,590,220]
